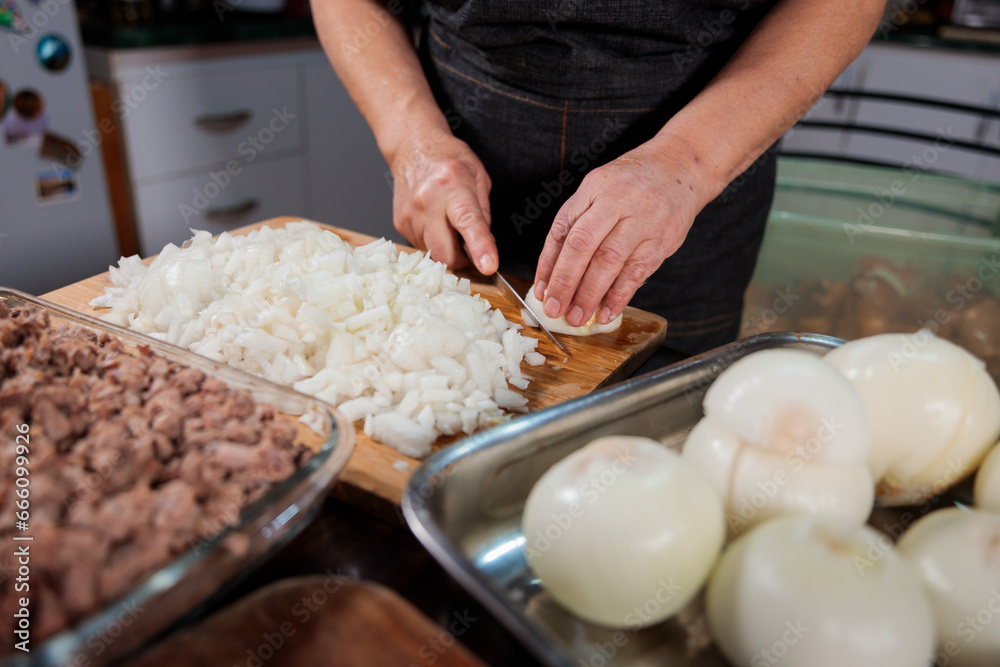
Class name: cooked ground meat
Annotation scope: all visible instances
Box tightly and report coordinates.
[0,302,314,646]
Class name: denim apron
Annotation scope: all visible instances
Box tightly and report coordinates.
[420,0,779,355]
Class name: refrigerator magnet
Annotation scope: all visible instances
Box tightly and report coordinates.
[4,88,48,146]
[37,34,72,73]
[40,132,83,168]
[0,78,9,119]
[0,1,27,35]
[36,167,79,205]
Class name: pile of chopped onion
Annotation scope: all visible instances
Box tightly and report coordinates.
[92,222,544,457]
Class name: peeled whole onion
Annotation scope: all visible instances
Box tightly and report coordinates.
[681,349,874,535]
[896,507,1000,667]
[707,514,935,667]
[825,332,1000,506]
[522,436,724,628]
[975,444,1000,513]
[523,287,622,335]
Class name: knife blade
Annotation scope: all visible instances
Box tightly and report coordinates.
[492,272,570,360]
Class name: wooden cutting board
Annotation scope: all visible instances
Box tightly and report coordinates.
[129,577,487,667]
[42,217,667,503]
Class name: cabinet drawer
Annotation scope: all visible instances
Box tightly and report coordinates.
[121,64,302,181]
[858,43,1000,108]
[133,155,306,256]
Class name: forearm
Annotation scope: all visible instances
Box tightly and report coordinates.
[312,0,449,165]
[652,0,885,199]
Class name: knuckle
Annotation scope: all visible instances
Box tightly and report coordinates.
[593,240,630,267]
[547,274,575,295]
[429,160,467,187]
[605,290,631,313]
[394,209,413,235]
[565,227,598,255]
[452,207,483,232]
[411,183,434,211]
[580,170,605,189]
[548,217,572,243]
[620,260,651,285]
[574,284,604,307]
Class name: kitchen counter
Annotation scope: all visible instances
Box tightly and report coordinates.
[879,27,1000,55]
[79,14,318,49]
[75,6,1000,56]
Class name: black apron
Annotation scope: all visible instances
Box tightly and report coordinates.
[420,0,779,355]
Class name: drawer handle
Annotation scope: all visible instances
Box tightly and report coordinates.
[194,110,253,133]
[204,198,260,222]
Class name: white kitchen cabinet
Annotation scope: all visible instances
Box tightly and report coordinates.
[133,154,306,253]
[85,39,396,257]
[303,60,396,241]
[120,61,302,181]
[782,40,1000,182]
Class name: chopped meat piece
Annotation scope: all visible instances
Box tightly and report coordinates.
[33,397,72,441]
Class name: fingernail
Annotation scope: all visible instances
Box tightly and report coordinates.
[598,307,612,324]
[478,254,494,273]
[534,281,547,300]
[568,306,584,326]
[544,296,561,318]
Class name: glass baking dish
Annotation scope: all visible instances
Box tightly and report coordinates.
[0,288,355,667]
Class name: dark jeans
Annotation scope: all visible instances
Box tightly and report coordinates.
[421,27,776,355]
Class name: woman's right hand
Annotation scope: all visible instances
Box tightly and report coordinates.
[389,130,498,274]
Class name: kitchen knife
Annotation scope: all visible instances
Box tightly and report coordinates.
[492,272,570,360]
[460,241,569,359]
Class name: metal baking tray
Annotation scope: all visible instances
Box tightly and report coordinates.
[403,332,843,667]
[0,289,355,667]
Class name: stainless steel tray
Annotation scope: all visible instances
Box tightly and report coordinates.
[403,332,843,667]
[0,288,355,667]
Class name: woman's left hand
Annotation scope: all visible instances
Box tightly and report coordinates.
[533,139,714,327]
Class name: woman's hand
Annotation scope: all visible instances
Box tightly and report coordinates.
[533,139,713,327]
[390,131,498,273]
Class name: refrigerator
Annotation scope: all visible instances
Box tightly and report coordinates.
[0,0,118,295]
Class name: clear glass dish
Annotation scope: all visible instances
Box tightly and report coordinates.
[0,288,355,667]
